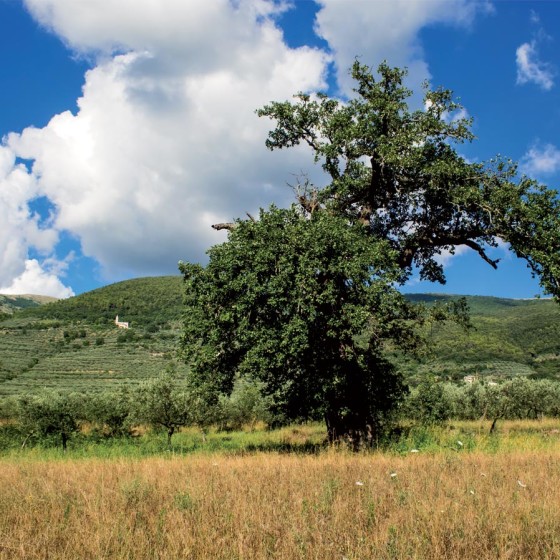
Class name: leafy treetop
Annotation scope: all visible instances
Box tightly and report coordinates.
[257,61,560,297]
[180,61,559,447]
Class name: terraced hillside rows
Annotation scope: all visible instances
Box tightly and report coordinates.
[1,278,559,396]
[0,324,58,383]
[0,328,187,397]
[0,277,186,396]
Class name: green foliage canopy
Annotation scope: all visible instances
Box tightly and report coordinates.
[181,206,462,446]
[257,61,560,296]
[134,371,215,447]
[17,390,84,451]
[134,372,192,448]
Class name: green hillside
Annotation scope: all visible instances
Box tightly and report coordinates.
[0,276,186,396]
[0,277,559,396]
[19,276,183,330]
[403,294,560,383]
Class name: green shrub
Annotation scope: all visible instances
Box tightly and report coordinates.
[404,381,452,424]
[218,378,273,431]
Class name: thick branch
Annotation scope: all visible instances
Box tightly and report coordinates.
[397,233,498,271]
[212,222,236,231]
[297,191,321,215]
[397,247,415,269]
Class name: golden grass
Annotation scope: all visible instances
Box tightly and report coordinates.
[2,447,560,559]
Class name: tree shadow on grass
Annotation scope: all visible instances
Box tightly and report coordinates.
[229,440,326,455]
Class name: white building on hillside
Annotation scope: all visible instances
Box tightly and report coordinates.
[115,315,129,329]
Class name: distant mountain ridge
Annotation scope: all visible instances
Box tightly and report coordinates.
[0,276,558,396]
[0,294,58,315]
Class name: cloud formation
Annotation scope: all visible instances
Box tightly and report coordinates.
[516,13,555,91]
[0,259,74,298]
[0,145,70,296]
[5,0,330,293]
[314,0,492,95]
[520,143,560,177]
[516,41,554,91]
[1,0,490,296]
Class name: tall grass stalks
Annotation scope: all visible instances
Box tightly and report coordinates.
[1,446,560,559]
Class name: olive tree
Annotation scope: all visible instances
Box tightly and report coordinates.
[404,381,453,424]
[134,373,190,448]
[17,391,85,451]
[87,387,133,437]
[134,371,216,448]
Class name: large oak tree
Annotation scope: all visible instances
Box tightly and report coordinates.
[181,62,559,447]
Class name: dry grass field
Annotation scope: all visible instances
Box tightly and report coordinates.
[2,423,560,560]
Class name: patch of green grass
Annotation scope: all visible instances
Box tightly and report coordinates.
[2,420,560,462]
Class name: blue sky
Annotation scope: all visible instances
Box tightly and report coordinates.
[0,0,559,298]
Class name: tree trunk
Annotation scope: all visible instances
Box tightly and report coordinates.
[21,432,33,449]
[325,410,376,451]
[61,432,68,452]
[167,427,175,449]
[325,411,341,446]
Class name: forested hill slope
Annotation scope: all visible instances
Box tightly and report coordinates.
[403,293,560,382]
[18,276,183,331]
[406,292,554,315]
[0,294,58,316]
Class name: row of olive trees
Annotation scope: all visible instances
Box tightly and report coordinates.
[4,376,559,450]
[0,372,273,451]
[404,378,560,430]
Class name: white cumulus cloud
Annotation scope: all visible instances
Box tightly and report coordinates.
[516,41,554,91]
[0,145,63,290]
[314,0,492,95]
[0,259,74,298]
[0,0,493,295]
[520,143,560,177]
[434,244,471,267]
[6,0,331,285]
